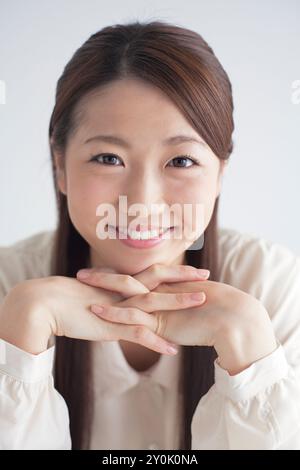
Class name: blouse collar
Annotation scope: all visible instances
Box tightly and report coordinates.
[92,340,182,397]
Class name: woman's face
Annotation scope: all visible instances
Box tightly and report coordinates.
[54,78,227,274]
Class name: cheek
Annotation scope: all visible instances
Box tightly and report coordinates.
[68,163,116,200]
[176,176,218,235]
[66,169,117,230]
[176,171,217,200]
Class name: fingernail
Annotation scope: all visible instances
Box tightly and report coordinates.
[91,305,104,314]
[77,269,91,279]
[166,345,178,354]
[190,292,205,301]
[197,269,210,278]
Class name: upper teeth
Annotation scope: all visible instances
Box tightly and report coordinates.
[118,228,167,239]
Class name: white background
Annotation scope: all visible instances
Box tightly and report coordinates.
[0,0,299,254]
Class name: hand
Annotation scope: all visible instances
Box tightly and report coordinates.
[155,280,278,374]
[76,264,210,293]
[76,264,210,354]
[0,273,188,356]
[90,277,278,375]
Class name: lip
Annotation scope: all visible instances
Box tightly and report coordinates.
[117,226,170,233]
[108,225,174,249]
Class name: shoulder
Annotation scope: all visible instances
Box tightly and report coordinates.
[218,225,298,259]
[0,230,56,298]
[217,226,300,352]
[217,226,299,292]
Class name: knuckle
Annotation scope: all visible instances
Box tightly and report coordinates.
[151,263,163,276]
[123,275,133,286]
[50,275,65,285]
[139,292,152,307]
[175,292,187,305]
[133,325,147,341]
[38,275,66,294]
[127,308,138,323]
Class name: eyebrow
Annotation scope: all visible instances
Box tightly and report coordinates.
[84,134,207,148]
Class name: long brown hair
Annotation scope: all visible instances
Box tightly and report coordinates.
[49,20,234,450]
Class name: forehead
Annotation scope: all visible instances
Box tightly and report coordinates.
[72,78,201,143]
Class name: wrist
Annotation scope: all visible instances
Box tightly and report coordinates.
[0,280,54,355]
[214,308,278,376]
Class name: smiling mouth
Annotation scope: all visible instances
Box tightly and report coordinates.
[113,225,173,240]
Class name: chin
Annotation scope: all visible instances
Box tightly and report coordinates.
[112,260,156,276]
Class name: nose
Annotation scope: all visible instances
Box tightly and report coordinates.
[119,169,166,223]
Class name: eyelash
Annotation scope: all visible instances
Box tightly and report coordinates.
[89,153,201,168]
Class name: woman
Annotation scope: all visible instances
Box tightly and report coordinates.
[0,20,299,450]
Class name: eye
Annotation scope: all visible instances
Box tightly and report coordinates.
[89,153,123,166]
[167,155,201,168]
[88,153,201,168]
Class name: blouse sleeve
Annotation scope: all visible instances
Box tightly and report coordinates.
[191,235,300,450]
[0,338,71,450]
[191,342,300,449]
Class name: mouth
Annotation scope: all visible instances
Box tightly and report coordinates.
[106,225,175,249]
[116,226,173,240]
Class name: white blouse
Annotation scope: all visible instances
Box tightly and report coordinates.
[0,227,299,450]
